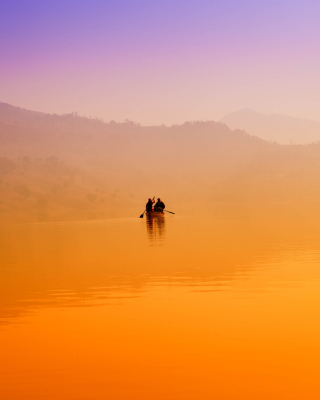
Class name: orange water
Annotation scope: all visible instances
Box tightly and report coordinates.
[1,215,320,399]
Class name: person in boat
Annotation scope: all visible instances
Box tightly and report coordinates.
[154,198,165,213]
[146,197,155,213]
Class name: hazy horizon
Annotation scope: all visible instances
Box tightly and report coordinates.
[2,101,320,225]
[3,100,320,128]
[2,3,320,399]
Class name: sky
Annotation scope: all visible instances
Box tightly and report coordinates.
[1,0,320,125]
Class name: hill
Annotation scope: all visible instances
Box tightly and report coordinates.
[221,109,320,145]
[1,102,320,222]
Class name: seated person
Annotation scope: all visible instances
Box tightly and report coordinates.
[154,198,165,213]
[146,197,155,212]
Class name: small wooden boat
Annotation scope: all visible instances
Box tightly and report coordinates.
[146,207,164,216]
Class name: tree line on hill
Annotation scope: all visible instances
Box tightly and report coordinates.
[1,102,320,222]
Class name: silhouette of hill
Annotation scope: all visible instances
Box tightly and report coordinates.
[1,102,320,222]
[221,109,320,145]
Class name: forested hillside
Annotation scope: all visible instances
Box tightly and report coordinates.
[1,102,320,222]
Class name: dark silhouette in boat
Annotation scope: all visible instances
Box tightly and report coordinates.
[140,197,174,218]
[146,197,155,213]
[154,198,165,213]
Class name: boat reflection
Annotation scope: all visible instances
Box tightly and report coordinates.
[146,213,166,243]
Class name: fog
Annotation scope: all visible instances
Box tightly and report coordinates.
[1,102,320,223]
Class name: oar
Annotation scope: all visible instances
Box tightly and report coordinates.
[140,210,146,218]
[164,210,175,214]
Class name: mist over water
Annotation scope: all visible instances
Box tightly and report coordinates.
[2,104,320,399]
[2,103,320,224]
[2,0,320,396]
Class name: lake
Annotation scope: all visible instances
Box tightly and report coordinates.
[1,213,320,399]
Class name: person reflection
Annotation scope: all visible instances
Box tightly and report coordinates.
[146,213,166,243]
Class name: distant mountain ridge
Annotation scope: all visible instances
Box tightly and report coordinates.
[2,102,320,223]
[0,102,46,122]
[221,109,320,145]
[0,102,274,222]
[0,102,270,165]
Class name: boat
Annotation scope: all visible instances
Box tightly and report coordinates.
[146,206,164,216]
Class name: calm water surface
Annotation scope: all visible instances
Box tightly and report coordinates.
[1,214,320,399]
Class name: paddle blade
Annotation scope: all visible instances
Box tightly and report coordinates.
[140,213,144,218]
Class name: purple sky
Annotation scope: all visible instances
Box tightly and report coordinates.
[1,0,320,124]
